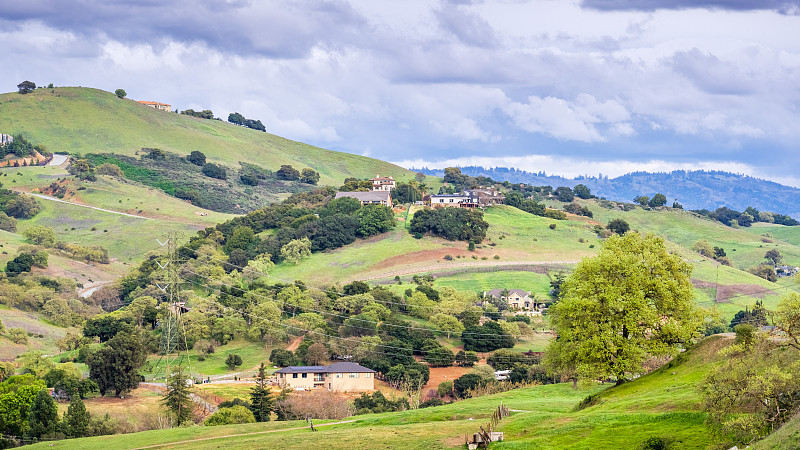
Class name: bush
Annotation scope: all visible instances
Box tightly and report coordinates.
[202,163,227,180]
[205,405,256,426]
[549,223,556,230]
[187,151,206,166]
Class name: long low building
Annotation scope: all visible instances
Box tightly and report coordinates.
[334,190,393,207]
[275,362,376,391]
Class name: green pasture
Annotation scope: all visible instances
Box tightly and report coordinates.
[143,340,274,380]
[32,336,732,450]
[0,87,412,185]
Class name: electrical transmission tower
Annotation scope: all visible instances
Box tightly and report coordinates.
[151,233,193,382]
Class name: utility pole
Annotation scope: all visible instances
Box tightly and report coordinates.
[152,233,192,382]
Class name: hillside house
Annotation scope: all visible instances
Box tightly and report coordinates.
[0,134,13,146]
[483,289,544,312]
[370,174,396,191]
[431,188,504,208]
[464,188,504,206]
[275,362,375,391]
[138,101,172,112]
[776,265,799,277]
[430,193,474,207]
[335,191,393,208]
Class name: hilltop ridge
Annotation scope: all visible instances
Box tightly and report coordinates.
[0,87,412,185]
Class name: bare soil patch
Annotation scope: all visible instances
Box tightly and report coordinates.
[422,366,471,392]
[691,279,773,302]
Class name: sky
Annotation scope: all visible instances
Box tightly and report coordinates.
[1,0,799,185]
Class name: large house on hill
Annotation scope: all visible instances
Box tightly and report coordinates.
[0,134,13,146]
[483,289,545,313]
[138,101,172,112]
[431,188,504,208]
[370,174,396,191]
[335,190,393,208]
[275,362,375,391]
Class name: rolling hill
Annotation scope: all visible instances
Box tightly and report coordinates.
[0,87,413,186]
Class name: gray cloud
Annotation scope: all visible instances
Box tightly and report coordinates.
[0,0,366,58]
[581,0,800,14]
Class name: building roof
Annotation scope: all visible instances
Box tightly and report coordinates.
[335,191,391,202]
[137,100,171,107]
[370,174,394,181]
[274,362,375,374]
[484,288,531,298]
[431,194,470,198]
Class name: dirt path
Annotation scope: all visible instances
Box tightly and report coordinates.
[286,336,304,352]
[14,191,152,219]
[130,419,360,449]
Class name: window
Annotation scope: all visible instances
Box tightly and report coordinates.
[302,373,307,378]
[349,373,359,378]
[314,374,324,382]
[335,373,342,378]
[365,373,372,378]
[292,373,298,379]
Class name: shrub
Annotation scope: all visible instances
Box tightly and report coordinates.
[549,223,556,230]
[202,163,227,180]
[205,406,256,426]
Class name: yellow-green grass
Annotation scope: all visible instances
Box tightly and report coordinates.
[0,305,67,360]
[13,195,205,263]
[432,270,553,297]
[0,87,413,185]
[33,336,731,449]
[144,340,273,379]
[745,222,800,247]
[689,259,797,318]
[270,205,598,285]
[585,199,800,270]
[194,383,256,401]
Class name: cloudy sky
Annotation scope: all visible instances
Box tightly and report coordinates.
[2,0,799,185]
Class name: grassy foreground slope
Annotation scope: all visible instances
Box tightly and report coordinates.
[0,87,412,185]
[29,336,731,450]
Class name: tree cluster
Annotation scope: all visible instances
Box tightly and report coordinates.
[228,112,266,132]
[409,207,489,242]
[692,206,799,228]
[180,109,214,119]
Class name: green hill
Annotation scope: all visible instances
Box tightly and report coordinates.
[28,335,732,450]
[0,87,413,185]
[268,202,799,321]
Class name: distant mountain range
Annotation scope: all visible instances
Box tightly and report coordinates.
[415,167,800,218]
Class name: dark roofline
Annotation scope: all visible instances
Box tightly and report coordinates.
[275,362,376,374]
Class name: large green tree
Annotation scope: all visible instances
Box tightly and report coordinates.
[547,233,702,384]
[87,330,147,397]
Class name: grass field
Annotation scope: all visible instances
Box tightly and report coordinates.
[143,340,276,381]
[30,336,732,450]
[0,305,68,360]
[0,87,412,186]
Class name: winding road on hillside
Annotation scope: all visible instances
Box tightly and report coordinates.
[14,191,152,220]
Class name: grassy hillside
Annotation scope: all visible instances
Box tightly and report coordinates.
[28,336,732,450]
[0,87,413,185]
[267,202,798,322]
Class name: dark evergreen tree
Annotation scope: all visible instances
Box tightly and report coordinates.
[26,389,59,440]
[63,395,90,438]
[162,367,193,426]
[249,363,275,422]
